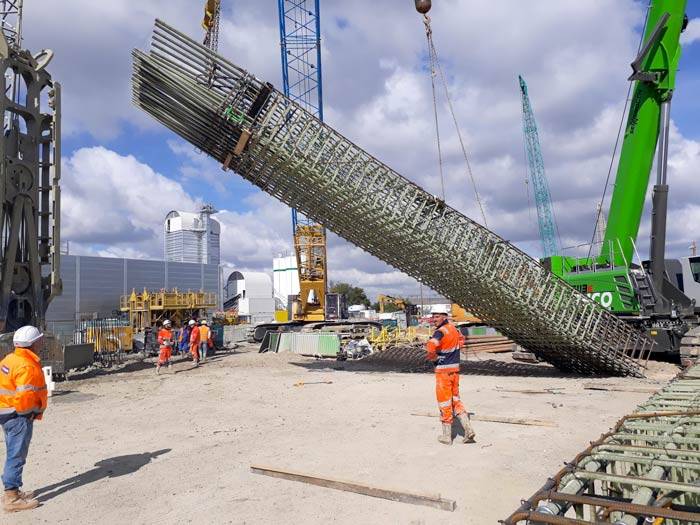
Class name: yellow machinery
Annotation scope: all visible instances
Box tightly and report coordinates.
[120,289,217,331]
[212,309,240,326]
[368,326,419,352]
[377,294,408,313]
[83,323,133,353]
[291,224,327,321]
[451,304,480,324]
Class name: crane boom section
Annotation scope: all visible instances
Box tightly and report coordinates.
[519,75,559,258]
[601,0,685,266]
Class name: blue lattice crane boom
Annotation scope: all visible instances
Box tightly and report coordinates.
[277,0,327,321]
[518,75,560,258]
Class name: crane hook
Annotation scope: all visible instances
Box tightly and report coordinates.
[415,0,432,15]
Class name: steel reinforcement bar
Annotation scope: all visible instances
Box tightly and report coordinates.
[131,19,653,376]
[502,364,700,524]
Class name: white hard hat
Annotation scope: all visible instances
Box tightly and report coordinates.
[430,304,450,315]
[13,325,44,347]
[188,320,196,326]
[163,319,172,326]
[200,319,207,325]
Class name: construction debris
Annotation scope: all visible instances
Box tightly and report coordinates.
[131,19,653,377]
[250,464,457,511]
[463,335,515,354]
[503,364,700,523]
[358,343,430,372]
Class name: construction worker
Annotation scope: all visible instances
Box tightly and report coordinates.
[0,325,48,512]
[156,320,174,374]
[426,305,475,445]
[198,320,212,363]
[189,320,201,367]
[178,320,194,356]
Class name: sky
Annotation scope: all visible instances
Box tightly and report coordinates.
[18,0,700,301]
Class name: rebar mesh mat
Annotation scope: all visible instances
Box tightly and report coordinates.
[132,19,653,377]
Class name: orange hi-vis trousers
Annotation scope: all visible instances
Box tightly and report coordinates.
[190,343,200,362]
[158,346,172,366]
[436,371,465,423]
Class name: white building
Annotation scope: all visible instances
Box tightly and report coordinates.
[223,270,275,324]
[164,204,220,265]
[273,254,299,309]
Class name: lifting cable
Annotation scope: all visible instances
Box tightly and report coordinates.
[422,14,488,227]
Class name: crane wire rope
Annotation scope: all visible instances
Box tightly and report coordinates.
[586,1,652,261]
[423,14,488,227]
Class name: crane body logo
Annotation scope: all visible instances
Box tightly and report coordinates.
[587,291,614,309]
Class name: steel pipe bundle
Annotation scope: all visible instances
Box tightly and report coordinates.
[503,364,700,524]
[132,19,653,376]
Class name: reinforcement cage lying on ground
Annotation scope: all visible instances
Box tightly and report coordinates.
[503,364,700,524]
[131,19,653,376]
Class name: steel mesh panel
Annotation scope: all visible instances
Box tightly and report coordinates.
[131,20,653,376]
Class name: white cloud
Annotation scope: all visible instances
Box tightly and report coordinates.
[62,147,198,248]
[681,18,700,46]
[62,146,292,269]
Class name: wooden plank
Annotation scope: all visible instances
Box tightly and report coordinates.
[410,412,557,428]
[583,383,660,394]
[250,464,456,512]
[495,387,564,395]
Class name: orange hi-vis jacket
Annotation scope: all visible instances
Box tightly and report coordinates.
[426,320,462,373]
[158,328,174,349]
[189,325,201,346]
[199,325,211,343]
[0,347,48,420]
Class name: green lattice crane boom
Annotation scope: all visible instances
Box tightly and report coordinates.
[519,75,560,258]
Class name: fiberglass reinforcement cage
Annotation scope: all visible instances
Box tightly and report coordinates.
[131,19,654,377]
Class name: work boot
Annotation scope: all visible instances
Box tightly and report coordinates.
[3,489,39,512]
[156,365,161,375]
[18,490,35,499]
[457,412,476,443]
[168,362,172,371]
[437,422,452,445]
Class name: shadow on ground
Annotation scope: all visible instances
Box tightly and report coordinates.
[290,357,584,378]
[35,449,171,502]
[66,349,239,380]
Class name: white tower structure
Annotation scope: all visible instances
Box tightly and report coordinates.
[164,204,220,265]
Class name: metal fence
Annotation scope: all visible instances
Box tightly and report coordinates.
[132,19,654,376]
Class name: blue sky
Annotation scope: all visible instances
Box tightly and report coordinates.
[20,1,700,299]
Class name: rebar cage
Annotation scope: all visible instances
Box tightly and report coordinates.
[132,19,654,377]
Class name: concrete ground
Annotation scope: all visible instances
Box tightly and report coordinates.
[1,345,678,524]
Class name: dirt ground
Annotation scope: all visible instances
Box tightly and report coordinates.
[1,345,679,524]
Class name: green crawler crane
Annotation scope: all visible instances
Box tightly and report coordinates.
[547,0,697,358]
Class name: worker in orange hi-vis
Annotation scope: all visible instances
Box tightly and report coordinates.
[198,320,212,363]
[0,325,47,512]
[189,320,201,367]
[426,305,476,445]
[156,320,174,374]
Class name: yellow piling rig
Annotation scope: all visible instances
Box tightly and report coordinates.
[120,288,218,330]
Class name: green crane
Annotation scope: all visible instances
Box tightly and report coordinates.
[548,0,695,355]
[519,75,560,258]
